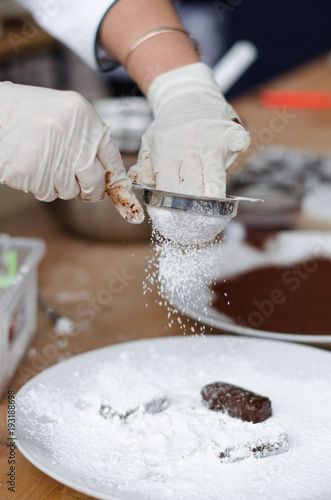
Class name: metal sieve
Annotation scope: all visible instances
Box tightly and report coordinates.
[133,183,263,244]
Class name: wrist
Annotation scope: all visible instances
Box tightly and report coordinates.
[125,30,200,94]
[147,62,223,115]
[99,0,200,94]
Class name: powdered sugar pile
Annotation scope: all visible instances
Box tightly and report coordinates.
[17,340,331,499]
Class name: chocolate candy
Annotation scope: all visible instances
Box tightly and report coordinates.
[100,397,169,421]
[219,432,289,463]
[201,382,272,423]
[100,403,137,420]
[145,397,169,414]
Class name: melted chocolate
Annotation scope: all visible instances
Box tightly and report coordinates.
[211,257,331,335]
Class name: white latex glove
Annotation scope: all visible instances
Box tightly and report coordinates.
[0,82,144,223]
[128,63,250,198]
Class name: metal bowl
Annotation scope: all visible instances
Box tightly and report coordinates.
[93,97,153,153]
[48,153,152,242]
[229,181,303,230]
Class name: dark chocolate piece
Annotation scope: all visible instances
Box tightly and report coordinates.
[219,432,289,463]
[201,382,272,423]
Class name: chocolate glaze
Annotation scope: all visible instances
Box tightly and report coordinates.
[201,382,272,423]
[211,257,331,335]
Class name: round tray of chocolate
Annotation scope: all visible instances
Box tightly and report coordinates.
[165,230,331,346]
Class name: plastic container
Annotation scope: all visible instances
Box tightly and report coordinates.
[0,235,45,400]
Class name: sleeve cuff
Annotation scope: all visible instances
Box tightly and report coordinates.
[15,0,118,70]
[94,0,121,72]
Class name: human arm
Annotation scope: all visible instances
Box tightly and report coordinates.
[99,0,250,197]
[99,0,199,93]
[15,0,250,198]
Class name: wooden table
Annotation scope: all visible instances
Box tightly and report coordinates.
[1,55,331,500]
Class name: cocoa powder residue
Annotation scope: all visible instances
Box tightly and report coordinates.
[211,257,331,335]
[105,172,144,223]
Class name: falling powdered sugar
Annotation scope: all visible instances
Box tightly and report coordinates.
[144,225,224,333]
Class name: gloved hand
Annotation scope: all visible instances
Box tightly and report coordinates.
[0,82,144,223]
[128,63,250,198]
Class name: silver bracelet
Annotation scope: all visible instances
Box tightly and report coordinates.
[125,27,201,68]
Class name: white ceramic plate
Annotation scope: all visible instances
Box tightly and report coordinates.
[15,335,331,499]
[166,231,331,346]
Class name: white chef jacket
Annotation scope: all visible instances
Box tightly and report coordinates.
[15,0,118,70]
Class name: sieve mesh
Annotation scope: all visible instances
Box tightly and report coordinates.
[147,206,232,245]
